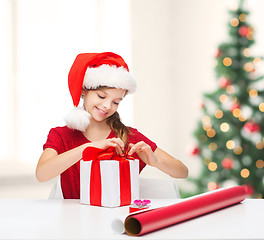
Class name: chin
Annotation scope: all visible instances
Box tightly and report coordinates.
[92,115,108,122]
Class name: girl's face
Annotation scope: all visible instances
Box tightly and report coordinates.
[82,87,127,122]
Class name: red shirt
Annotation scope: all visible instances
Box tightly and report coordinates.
[43,126,157,199]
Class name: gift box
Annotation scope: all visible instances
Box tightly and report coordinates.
[80,146,139,207]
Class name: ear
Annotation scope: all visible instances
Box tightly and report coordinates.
[81,88,87,97]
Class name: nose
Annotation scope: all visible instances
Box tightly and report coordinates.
[103,100,111,110]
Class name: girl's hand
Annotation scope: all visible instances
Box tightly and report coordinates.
[128,143,189,178]
[91,138,125,155]
[128,141,158,166]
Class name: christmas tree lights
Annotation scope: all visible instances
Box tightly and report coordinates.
[188,0,264,198]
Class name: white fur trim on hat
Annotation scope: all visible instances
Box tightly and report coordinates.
[64,106,91,132]
[83,64,137,93]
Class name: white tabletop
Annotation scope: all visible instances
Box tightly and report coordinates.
[0,198,263,239]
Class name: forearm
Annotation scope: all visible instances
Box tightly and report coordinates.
[36,137,125,182]
[36,143,91,182]
[152,148,189,178]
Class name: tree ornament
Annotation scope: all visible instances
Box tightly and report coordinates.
[239,26,249,37]
[244,121,260,133]
[219,77,231,88]
[198,101,204,109]
[215,49,222,58]
[230,102,241,111]
[221,157,234,169]
[190,146,200,156]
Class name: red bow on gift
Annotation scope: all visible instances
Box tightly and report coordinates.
[82,146,135,206]
[82,146,135,162]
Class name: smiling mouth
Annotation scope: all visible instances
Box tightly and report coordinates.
[96,107,108,115]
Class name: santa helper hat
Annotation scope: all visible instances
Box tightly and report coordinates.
[64,52,137,132]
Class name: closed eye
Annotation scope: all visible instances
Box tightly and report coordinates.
[97,93,120,105]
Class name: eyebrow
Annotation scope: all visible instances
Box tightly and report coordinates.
[99,90,123,100]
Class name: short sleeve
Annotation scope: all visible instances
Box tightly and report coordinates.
[43,128,65,154]
[128,128,158,152]
[128,128,158,172]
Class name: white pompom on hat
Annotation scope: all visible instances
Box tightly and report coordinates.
[64,52,137,132]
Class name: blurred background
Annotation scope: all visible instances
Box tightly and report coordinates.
[1,0,264,198]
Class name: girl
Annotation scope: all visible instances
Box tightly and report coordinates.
[36,52,188,199]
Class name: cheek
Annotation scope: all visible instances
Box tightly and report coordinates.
[112,104,119,112]
[84,95,99,107]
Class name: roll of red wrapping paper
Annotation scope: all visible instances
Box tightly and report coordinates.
[124,186,247,236]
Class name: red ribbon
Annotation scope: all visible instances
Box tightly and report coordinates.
[82,147,135,206]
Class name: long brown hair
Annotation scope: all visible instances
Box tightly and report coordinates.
[107,111,130,146]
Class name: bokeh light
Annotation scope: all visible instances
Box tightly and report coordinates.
[226,85,235,94]
[258,103,264,112]
[219,94,228,103]
[220,122,230,132]
[223,57,232,66]
[243,48,250,57]
[256,142,264,150]
[239,13,247,22]
[234,146,243,155]
[208,162,218,171]
[208,142,217,151]
[215,110,223,119]
[243,62,254,72]
[240,168,250,178]
[256,159,264,169]
[253,57,261,64]
[207,129,216,138]
[208,182,218,191]
[230,18,239,27]
[233,108,241,118]
[226,140,235,149]
[249,89,258,98]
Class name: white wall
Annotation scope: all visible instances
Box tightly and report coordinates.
[131,0,264,185]
[0,1,15,162]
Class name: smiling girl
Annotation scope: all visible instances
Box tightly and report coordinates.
[35,52,188,199]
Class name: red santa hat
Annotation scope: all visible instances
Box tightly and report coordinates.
[64,52,137,132]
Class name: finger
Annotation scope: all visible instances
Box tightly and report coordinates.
[129,142,149,155]
[136,141,147,148]
[129,141,145,151]
[141,146,150,153]
[128,143,134,154]
[111,138,125,151]
[128,144,142,155]
[115,144,124,155]
[128,143,134,149]
[110,139,124,155]
[115,138,125,151]
[128,142,143,155]
[107,142,123,155]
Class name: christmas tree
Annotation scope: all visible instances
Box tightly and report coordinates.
[189,0,264,198]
